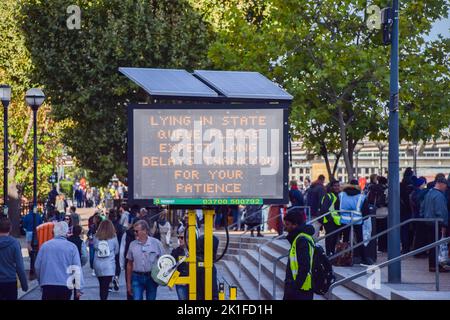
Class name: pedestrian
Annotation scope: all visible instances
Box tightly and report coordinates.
[55,194,66,218]
[64,215,73,237]
[244,205,263,237]
[376,175,389,252]
[22,203,43,272]
[410,176,428,256]
[268,205,284,235]
[119,223,137,300]
[306,175,327,237]
[318,180,341,255]
[126,220,164,300]
[171,234,188,300]
[108,209,124,291]
[0,218,28,300]
[420,175,448,272]
[93,219,119,300]
[69,206,81,227]
[283,212,315,300]
[35,221,84,300]
[119,204,130,229]
[289,180,305,209]
[67,225,88,300]
[400,168,415,254]
[339,180,373,265]
[152,209,172,253]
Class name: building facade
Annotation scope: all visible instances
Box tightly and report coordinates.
[289,139,450,185]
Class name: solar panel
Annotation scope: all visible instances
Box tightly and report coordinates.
[119,68,219,97]
[193,70,293,100]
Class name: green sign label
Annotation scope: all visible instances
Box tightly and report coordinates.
[154,198,263,205]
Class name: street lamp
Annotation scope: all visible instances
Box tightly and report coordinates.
[376,141,387,176]
[354,141,364,179]
[0,85,11,217]
[25,88,45,278]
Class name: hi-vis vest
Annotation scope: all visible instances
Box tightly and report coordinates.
[289,232,314,291]
[321,193,341,226]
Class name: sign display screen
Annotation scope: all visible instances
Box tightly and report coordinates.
[130,105,287,204]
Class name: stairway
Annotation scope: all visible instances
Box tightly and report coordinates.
[214,232,390,300]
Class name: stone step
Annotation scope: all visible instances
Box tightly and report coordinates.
[217,260,259,300]
[332,266,392,300]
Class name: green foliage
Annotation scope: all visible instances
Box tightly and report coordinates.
[0,0,64,200]
[203,0,450,179]
[20,0,214,185]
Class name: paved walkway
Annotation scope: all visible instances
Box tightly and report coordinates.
[19,207,178,300]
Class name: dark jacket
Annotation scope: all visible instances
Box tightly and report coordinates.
[67,235,83,260]
[0,236,28,291]
[171,247,188,277]
[289,188,305,208]
[244,205,263,225]
[22,212,43,232]
[284,223,315,299]
[421,188,448,227]
[400,180,414,220]
[306,182,326,217]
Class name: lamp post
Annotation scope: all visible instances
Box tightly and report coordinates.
[25,88,45,278]
[354,141,364,179]
[376,142,387,176]
[388,0,401,283]
[0,85,11,217]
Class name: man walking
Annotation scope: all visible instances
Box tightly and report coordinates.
[0,218,28,300]
[306,175,326,237]
[319,180,341,255]
[35,221,84,300]
[126,220,164,300]
[420,175,448,272]
[283,212,315,300]
[69,206,81,227]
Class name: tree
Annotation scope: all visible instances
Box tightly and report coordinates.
[203,0,450,182]
[20,0,214,185]
[0,0,64,236]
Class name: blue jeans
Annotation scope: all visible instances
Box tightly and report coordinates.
[132,273,158,300]
[176,285,188,300]
[89,244,95,269]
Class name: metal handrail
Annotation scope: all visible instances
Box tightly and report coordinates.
[326,236,450,299]
[225,205,270,232]
[328,218,443,261]
[238,205,305,278]
[271,217,444,299]
[272,253,288,299]
[258,232,287,299]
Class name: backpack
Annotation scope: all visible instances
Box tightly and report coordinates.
[153,222,161,241]
[302,236,335,295]
[96,240,111,258]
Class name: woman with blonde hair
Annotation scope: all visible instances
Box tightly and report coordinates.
[93,219,119,300]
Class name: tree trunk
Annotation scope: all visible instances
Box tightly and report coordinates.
[337,105,354,181]
[331,151,342,178]
[8,178,22,237]
[320,143,333,181]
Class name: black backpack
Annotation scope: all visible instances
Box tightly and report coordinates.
[303,237,335,295]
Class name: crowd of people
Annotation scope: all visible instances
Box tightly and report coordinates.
[1,169,449,301]
[285,170,449,271]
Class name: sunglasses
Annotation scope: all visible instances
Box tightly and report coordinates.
[134,229,140,233]
[178,236,184,239]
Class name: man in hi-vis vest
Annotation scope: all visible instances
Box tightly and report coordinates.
[319,180,342,255]
[283,211,315,300]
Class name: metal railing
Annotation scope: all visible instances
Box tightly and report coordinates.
[270,216,444,299]
[327,236,450,299]
[238,206,308,278]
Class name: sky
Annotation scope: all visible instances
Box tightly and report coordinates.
[425,16,450,41]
